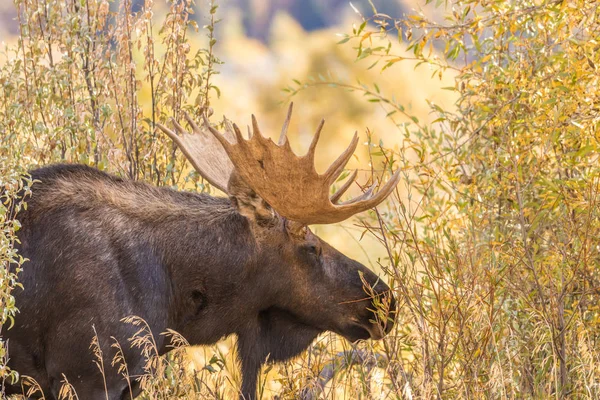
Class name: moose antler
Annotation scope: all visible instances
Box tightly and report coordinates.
[157,111,235,193]
[203,104,401,225]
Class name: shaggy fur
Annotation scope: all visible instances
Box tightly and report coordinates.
[6,164,395,400]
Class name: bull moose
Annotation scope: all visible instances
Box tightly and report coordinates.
[5,104,399,399]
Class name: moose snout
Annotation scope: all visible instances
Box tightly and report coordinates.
[368,281,397,338]
[342,279,397,343]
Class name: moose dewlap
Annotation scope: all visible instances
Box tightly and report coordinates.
[6,105,398,400]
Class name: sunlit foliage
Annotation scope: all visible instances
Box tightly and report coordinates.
[321,0,600,397]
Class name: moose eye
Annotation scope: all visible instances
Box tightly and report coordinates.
[305,244,321,258]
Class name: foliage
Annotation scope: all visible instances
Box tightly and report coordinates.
[0,162,32,390]
[302,0,600,398]
[1,0,219,185]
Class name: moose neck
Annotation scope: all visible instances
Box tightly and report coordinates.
[151,200,277,348]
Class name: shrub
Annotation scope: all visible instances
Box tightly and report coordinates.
[300,0,600,397]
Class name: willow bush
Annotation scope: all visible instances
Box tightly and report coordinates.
[302,0,600,398]
[1,0,220,183]
[0,164,32,392]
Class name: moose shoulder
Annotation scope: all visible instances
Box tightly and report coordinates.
[6,105,398,400]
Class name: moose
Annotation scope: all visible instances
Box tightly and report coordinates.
[5,104,399,399]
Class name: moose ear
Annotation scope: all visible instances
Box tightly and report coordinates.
[285,219,308,239]
[228,171,277,226]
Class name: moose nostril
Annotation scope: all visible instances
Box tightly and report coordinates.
[373,283,395,306]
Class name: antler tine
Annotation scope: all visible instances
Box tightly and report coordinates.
[343,169,401,208]
[323,132,359,184]
[158,113,235,194]
[339,180,378,205]
[330,169,358,204]
[202,113,218,134]
[305,119,325,161]
[171,118,187,135]
[278,103,294,145]
[156,123,179,142]
[223,118,240,140]
[157,118,190,152]
[203,114,233,151]
[183,112,200,132]
[232,123,246,145]
[251,114,265,139]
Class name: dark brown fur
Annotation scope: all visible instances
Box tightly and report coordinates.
[5,164,395,400]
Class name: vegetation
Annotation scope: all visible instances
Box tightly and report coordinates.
[0,156,31,392]
[2,0,600,398]
[321,0,600,397]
